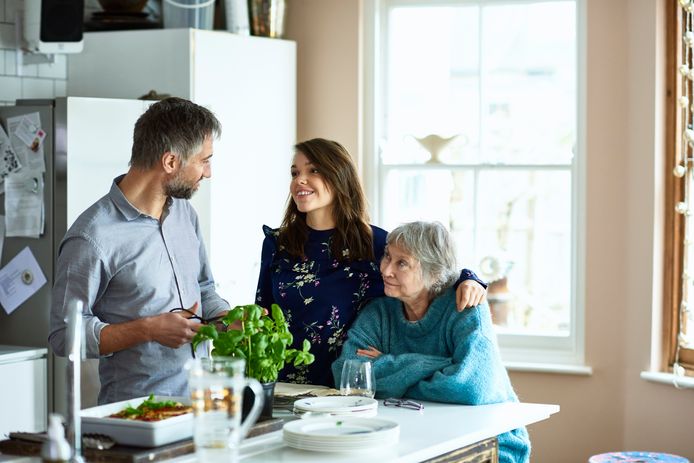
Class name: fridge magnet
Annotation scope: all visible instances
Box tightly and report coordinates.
[21,270,33,285]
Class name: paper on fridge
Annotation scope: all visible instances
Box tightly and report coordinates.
[4,170,44,238]
[6,112,46,173]
[0,246,47,315]
[0,123,23,192]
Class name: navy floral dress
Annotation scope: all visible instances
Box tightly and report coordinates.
[255,225,387,386]
[255,224,484,387]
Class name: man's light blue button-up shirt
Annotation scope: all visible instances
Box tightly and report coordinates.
[49,176,228,404]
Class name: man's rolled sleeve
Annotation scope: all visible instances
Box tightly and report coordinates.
[200,282,229,319]
[50,235,111,359]
[84,315,110,358]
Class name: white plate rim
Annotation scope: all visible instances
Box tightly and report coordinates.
[283,416,399,439]
[292,396,377,413]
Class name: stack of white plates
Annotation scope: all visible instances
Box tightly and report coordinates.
[283,416,400,452]
[293,396,378,418]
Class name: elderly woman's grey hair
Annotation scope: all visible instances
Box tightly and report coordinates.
[386,221,458,298]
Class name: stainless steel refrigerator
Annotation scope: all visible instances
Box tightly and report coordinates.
[0,97,152,423]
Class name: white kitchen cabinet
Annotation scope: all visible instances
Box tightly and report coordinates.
[0,346,47,436]
[67,29,296,306]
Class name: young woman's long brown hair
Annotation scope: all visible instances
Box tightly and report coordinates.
[278,138,374,261]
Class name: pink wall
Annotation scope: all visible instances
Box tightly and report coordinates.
[285,0,360,157]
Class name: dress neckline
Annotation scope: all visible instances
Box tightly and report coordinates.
[307,226,335,239]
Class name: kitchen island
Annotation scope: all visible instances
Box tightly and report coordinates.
[0,400,558,462]
[168,400,559,463]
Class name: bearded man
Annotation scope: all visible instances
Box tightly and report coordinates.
[49,97,229,404]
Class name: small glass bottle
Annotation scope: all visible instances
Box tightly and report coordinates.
[41,414,71,463]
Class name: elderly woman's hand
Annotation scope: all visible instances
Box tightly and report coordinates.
[357,346,382,359]
[455,280,487,311]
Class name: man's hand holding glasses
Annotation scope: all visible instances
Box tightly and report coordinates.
[144,302,203,349]
[167,304,231,357]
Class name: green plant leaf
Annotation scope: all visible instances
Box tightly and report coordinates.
[246,304,262,321]
[191,324,218,351]
[202,303,313,382]
[271,304,285,323]
[224,307,244,324]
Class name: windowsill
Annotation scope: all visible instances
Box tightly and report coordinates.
[640,371,694,389]
[505,361,593,375]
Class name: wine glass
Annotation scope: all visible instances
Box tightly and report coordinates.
[339,359,375,398]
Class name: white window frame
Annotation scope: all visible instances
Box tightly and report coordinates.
[361,0,588,368]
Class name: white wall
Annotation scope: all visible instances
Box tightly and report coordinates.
[285,0,694,461]
[0,0,68,106]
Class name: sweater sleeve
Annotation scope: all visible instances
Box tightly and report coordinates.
[372,352,453,398]
[254,226,277,308]
[332,300,452,398]
[405,304,514,405]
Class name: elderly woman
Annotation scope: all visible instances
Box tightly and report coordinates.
[332,221,530,463]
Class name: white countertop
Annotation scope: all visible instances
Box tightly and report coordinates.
[169,401,559,463]
[0,345,47,365]
[0,401,558,463]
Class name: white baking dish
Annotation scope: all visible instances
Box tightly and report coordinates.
[81,395,193,447]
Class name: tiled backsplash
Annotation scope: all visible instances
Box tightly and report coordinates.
[0,0,103,106]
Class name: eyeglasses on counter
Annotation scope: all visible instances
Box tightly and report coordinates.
[383,398,424,411]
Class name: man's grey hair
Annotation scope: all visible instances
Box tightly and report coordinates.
[130,97,221,169]
[386,221,458,298]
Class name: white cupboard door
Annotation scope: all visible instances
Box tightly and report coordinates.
[0,358,47,435]
[193,33,296,305]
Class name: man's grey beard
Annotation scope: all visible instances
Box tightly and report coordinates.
[165,177,197,199]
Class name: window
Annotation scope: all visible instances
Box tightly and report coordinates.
[364,0,583,364]
[665,1,694,376]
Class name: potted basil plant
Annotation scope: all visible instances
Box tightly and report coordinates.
[191,303,314,418]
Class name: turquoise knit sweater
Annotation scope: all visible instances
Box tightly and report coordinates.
[332,288,530,463]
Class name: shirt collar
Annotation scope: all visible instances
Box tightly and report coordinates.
[161,196,173,222]
[108,174,146,222]
[109,174,177,222]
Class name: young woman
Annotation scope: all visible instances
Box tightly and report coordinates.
[255,138,486,386]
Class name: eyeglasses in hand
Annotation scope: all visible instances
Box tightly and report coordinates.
[383,398,424,411]
[169,307,225,325]
[169,307,226,358]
